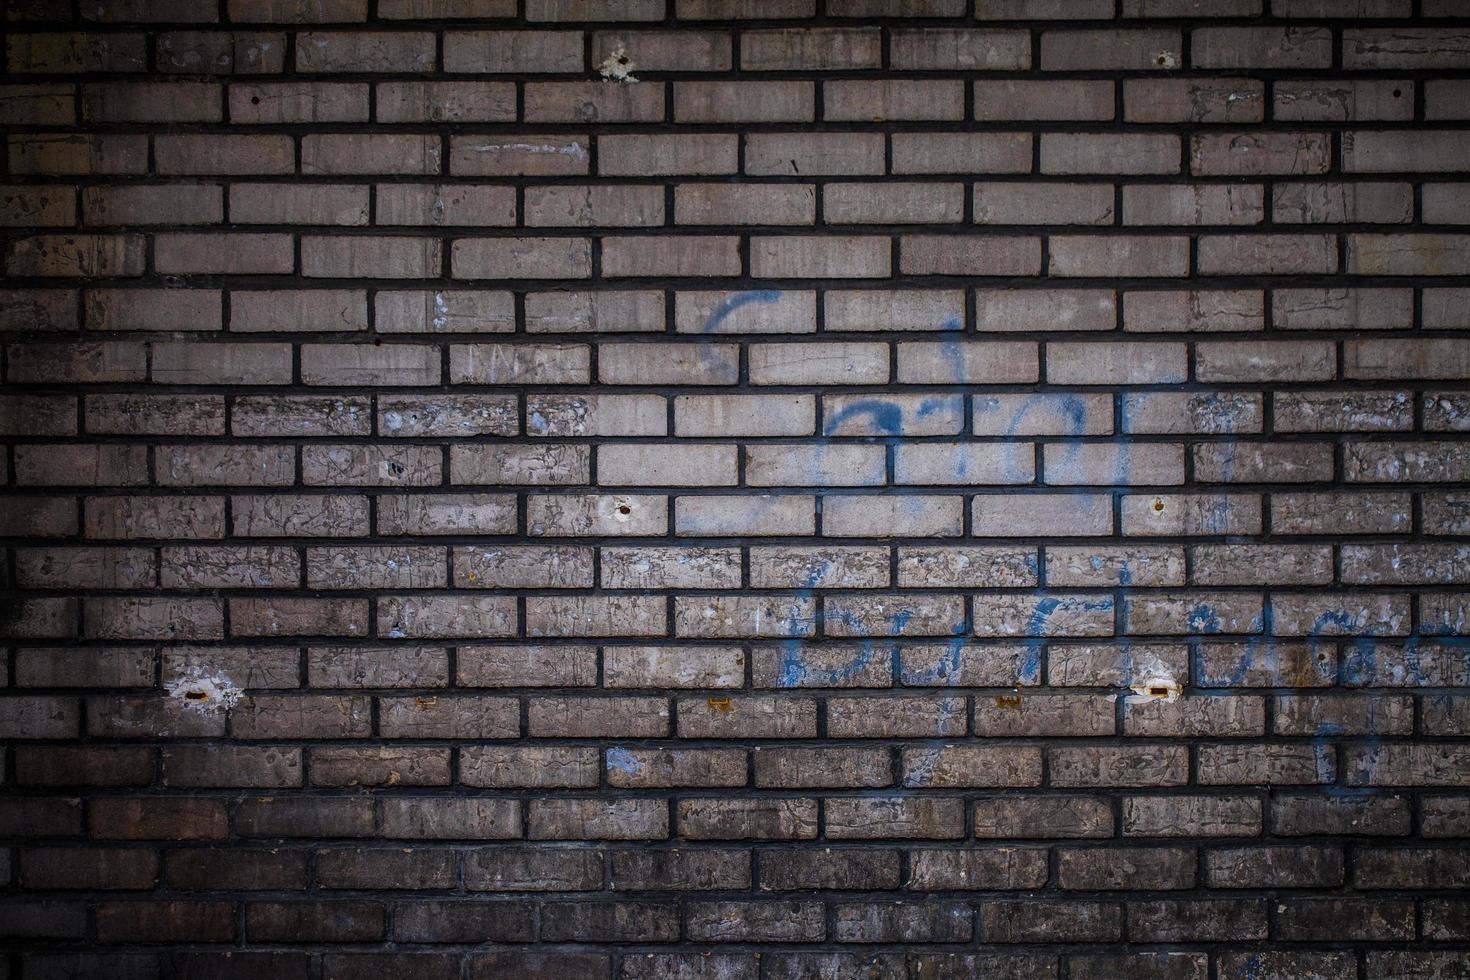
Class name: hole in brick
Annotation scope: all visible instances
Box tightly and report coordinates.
[618,504,631,515]
[1149,687,1169,697]
[1152,498,1166,513]
[184,690,209,701]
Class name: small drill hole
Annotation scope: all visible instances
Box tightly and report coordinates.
[617,504,631,515]
[1392,89,1402,97]
[1152,499,1165,513]
[250,96,260,104]
[1149,687,1169,697]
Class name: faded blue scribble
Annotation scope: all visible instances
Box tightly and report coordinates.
[701,289,782,333]
[605,747,642,775]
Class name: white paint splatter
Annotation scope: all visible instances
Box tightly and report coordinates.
[466,142,588,159]
[166,668,242,712]
[597,47,639,83]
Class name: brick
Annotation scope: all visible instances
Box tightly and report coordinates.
[152,343,292,385]
[746,341,885,385]
[96,902,235,943]
[675,495,812,536]
[746,133,885,176]
[444,30,580,73]
[594,31,731,71]
[826,183,963,225]
[1050,235,1188,278]
[676,184,814,226]
[677,291,815,335]
[1275,182,1413,225]
[753,236,888,278]
[603,644,742,687]
[826,80,963,122]
[542,901,677,942]
[1193,26,1331,68]
[980,901,1121,942]
[607,748,746,789]
[83,82,221,123]
[742,28,878,70]
[679,0,813,13]
[674,595,813,638]
[90,798,227,841]
[525,185,662,228]
[1348,233,1470,276]
[451,134,589,177]
[467,847,603,890]
[894,133,1031,175]
[1124,185,1262,227]
[975,80,1110,122]
[229,0,367,20]
[1058,846,1195,890]
[894,29,1028,70]
[452,343,590,384]
[7,33,148,74]
[1277,80,1413,122]
[1189,133,1329,177]
[462,746,595,788]
[1041,30,1182,71]
[83,184,222,226]
[310,752,446,787]
[826,798,964,840]
[377,81,514,123]
[230,186,365,227]
[599,135,737,178]
[248,901,383,942]
[8,234,146,278]
[454,237,593,279]
[82,495,219,540]
[1125,78,1263,123]
[975,183,1115,226]
[1042,134,1179,175]
[297,31,434,73]
[674,81,811,123]
[377,289,514,333]
[384,799,523,842]
[155,134,293,175]
[524,82,664,123]
[904,235,1040,276]
[230,82,367,124]
[303,134,440,176]
[0,287,80,333]
[530,800,667,841]
[157,31,287,75]
[1344,27,1470,69]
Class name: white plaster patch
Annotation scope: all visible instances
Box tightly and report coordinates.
[166,667,243,712]
[598,47,639,83]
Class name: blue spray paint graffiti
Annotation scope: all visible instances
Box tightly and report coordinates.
[700,289,783,333]
[605,746,643,775]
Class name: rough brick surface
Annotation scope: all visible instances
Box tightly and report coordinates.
[1,0,1469,974]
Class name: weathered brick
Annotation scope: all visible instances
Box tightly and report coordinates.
[1194,26,1331,68]
[525,81,665,124]
[297,31,433,72]
[5,3,1469,962]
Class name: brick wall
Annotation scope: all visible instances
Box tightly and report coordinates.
[2,0,1469,976]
